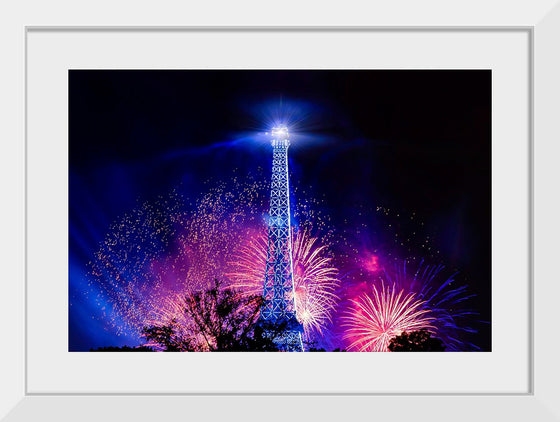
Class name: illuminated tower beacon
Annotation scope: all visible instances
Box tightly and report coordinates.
[260,126,303,351]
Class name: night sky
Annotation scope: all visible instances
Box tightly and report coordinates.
[69,70,491,351]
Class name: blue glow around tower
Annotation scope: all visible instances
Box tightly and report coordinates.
[260,126,303,351]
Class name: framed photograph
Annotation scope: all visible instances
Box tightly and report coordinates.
[68,68,492,356]
[2,0,558,420]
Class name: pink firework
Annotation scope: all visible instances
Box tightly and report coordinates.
[227,227,339,339]
[342,284,435,352]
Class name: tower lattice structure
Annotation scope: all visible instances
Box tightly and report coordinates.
[260,126,303,351]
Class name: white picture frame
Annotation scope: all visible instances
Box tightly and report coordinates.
[2,0,559,420]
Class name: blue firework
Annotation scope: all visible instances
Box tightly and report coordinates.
[382,259,480,351]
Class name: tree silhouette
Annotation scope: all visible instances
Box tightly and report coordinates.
[142,279,280,351]
[91,345,155,352]
[142,320,189,351]
[388,329,446,351]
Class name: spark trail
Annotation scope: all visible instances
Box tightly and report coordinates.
[227,227,340,341]
[342,283,434,352]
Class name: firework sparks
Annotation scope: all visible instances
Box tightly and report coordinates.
[342,283,434,352]
[85,172,339,346]
[227,227,340,340]
[292,230,340,337]
[381,260,479,351]
[85,175,268,338]
[86,192,184,335]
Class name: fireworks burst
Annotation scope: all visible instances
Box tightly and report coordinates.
[342,283,434,352]
[227,227,340,340]
[292,229,340,337]
[382,260,479,351]
[86,174,268,338]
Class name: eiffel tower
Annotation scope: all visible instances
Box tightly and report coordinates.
[259,126,303,351]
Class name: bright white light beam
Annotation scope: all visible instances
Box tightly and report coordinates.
[271,126,289,139]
